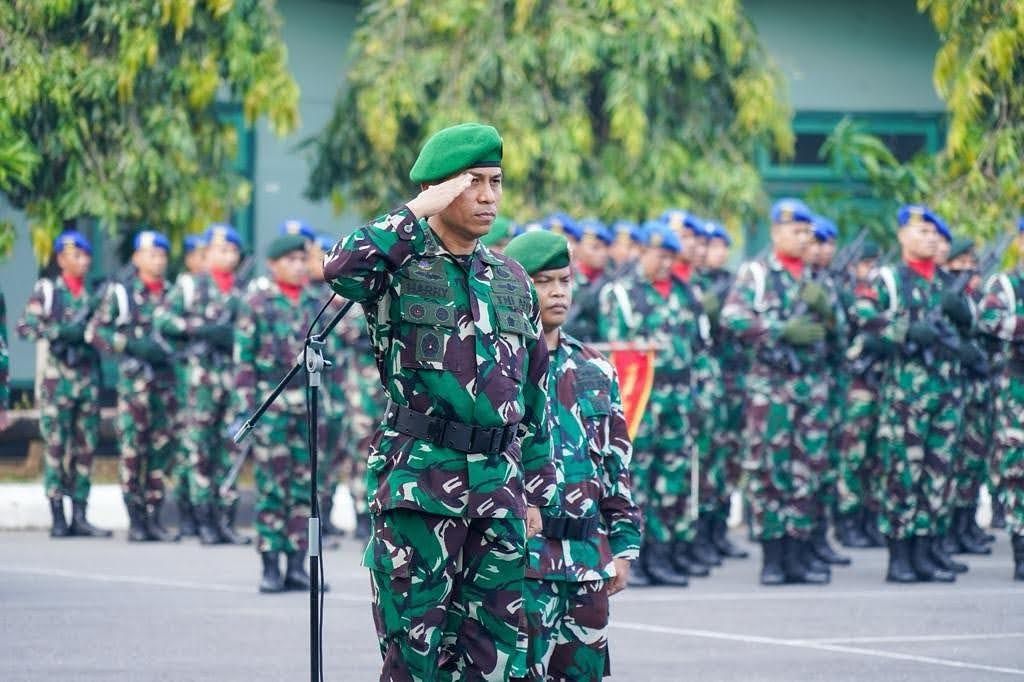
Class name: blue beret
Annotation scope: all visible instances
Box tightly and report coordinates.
[316,234,337,252]
[610,220,642,244]
[660,209,688,231]
[183,234,206,254]
[897,204,942,230]
[205,223,242,248]
[279,219,316,242]
[543,213,582,240]
[934,215,951,242]
[1018,216,1024,232]
[682,214,707,236]
[640,221,682,253]
[771,198,814,224]
[812,216,837,242]
[133,230,171,252]
[705,221,731,246]
[409,123,503,184]
[53,230,92,256]
[578,218,611,245]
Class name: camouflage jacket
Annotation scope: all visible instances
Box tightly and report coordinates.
[851,262,959,383]
[155,271,244,367]
[563,266,619,343]
[721,255,832,374]
[527,333,642,582]
[17,276,101,374]
[86,276,174,381]
[234,277,325,416]
[979,268,1024,369]
[599,264,705,388]
[322,207,556,519]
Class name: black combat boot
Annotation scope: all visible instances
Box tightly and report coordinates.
[811,519,852,566]
[800,538,832,578]
[711,503,748,559]
[672,541,710,577]
[320,497,342,537]
[69,501,112,538]
[643,542,689,587]
[954,508,992,555]
[691,515,722,567]
[930,533,968,574]
[910,536,955,582]
[626,558,653,587]
[177,498,198,537]
[284,552,328,591]
[1012,534,1024,582]
[991,495,1007,529]
[50,498,70,538]
[783,537,829,585]
[885,538,917,583]
[835,510,871,548]
[196,502,223,545]
[965,505,995,544]
[145,502,181,542]
[259,552,285,593]
[759,538,786,586]
[354,512,371,540]
[126,502,150,542]
[862,509,886,548]
[217,501,252,545]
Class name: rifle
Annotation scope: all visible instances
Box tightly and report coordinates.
[51,263,136,366]
[180,255,256,360]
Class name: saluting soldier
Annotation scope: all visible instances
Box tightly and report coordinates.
[87,230,179,542]
[322,123,556,681]
[155,224,251,546]
[17,231,110,538]
[721,199,833,586]
[505,230,642,681]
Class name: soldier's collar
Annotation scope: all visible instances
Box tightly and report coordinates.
[559,331,583,351]
[477,242,504,266]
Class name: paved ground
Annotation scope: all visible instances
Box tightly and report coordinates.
[2,529,1023,681]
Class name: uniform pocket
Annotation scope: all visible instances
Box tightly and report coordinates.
[395,297,459,371]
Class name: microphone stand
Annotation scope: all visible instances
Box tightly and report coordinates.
[233,296,356,682]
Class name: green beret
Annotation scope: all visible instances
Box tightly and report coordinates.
[948,236,975,261]
[409,123,503,184]
[860,241,880,260]
[266,234,307,260]
[480,216,515,247]
[503,231,571,275]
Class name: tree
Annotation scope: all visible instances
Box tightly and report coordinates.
[305,1,793,237]
[0,0,300,262]
[820,0,1024,241]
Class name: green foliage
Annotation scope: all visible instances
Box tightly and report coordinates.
[305,0,793,239]
[0,0,300,262]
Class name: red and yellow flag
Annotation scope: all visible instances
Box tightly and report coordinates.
[592,342,657,439]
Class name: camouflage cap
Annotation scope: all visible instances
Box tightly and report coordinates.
[409,123,502,184]
[504,230,571,275]
[265,234,307,260]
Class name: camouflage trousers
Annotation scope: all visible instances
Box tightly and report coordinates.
[817,370,848,509]
[366,510,528,682]
[253,406,312,554]
[39,360,99,502]
[343,362,384,515]
[742,368,830,542]
[994,370,1024,535]
[523,578,610,682]
[116,365,177,510]
[170,362,192,505]
[876,366,963,539]
[633,383,693,544]
[952,378,994,509]
[185,361,238,510]
[837,375,883,516]
[711,369,746,510]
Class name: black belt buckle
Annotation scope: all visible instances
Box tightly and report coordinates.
[441,419,473,451]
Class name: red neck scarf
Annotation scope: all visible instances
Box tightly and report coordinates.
[652,277,671,299]
[775,251,804,279]
[210,268,235,294]
[672,261,692,283]
[277,280,302,303]
[140,275,164,296]
[577,262,603,283]
[905,258,935,282]
[62,273,84,298]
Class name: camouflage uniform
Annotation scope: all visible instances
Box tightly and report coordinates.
[0,290,8,413]
[87,277,177,522]
[721,256,832,543]
[524,334,641,681]
[155,271,243,520]
[323,208,556,682]
[17,276,101,504]
[978,269,1024,535]
[852,263,963,540]
[234,276,325,555]
[165,271,199,522]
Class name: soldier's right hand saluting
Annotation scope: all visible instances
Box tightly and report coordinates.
[405,172,473,219]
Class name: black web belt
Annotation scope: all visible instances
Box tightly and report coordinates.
[542,515,601,541]
[385,401,517,455]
